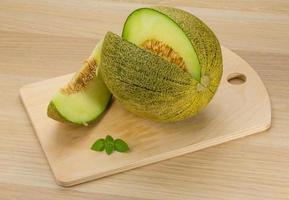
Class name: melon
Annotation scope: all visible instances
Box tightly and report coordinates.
[100,7,223,122]
[47,40,112,125]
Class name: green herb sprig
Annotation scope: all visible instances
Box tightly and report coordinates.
[91,135,129,155]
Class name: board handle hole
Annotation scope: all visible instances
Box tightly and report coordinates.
[227,73,246,85]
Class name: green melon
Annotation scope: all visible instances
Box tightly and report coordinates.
[100,7,223,122]
[47,40,112,125]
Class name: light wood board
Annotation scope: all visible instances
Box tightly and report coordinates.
[20,46,271,186]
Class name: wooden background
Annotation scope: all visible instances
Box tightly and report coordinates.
[1,0,289,199]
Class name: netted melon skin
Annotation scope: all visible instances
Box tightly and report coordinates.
[100,32,216,122]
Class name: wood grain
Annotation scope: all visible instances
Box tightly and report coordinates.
[1,0,289,199]
[20,46,271,186]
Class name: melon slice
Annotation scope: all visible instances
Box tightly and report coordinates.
[47,40,112,125]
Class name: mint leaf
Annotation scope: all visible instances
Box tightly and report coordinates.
[105,135,113,143]
[105,135,114,155]
[91,135,130,155]
[91,139,105,151]
[114,139,129,152]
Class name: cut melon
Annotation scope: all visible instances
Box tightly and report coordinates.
[100,7,223,122]
[47,6,223,124]
[47,40,111,125]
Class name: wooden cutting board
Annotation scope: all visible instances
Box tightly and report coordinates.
[20,46,271,187]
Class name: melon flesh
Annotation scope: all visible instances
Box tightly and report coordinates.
[122,8,201,81]
[48,41,111,125]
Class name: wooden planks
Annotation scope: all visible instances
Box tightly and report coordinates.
[1,0,289,199]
